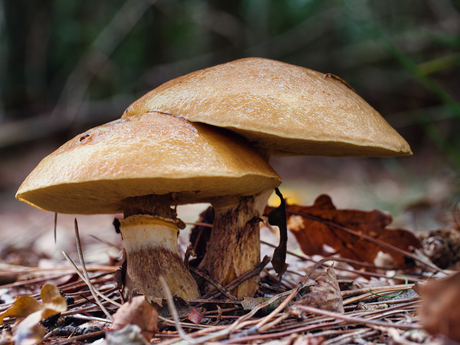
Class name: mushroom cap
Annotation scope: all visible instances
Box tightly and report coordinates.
[123,58,411,157]
[16,113,281,214]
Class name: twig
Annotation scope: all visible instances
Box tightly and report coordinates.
[202,255,271,299]
[73,219,113,321]
[189,267,237,301]
[66,313,113,323]
[341,284,414,298]
[293,305,422,330]
[157,315,211,330]
[0,273,71,289]
[62,251,122,308]
[234,286,301,339]
[342,287,414,306]
[185,222,212,228]
[258,312,291,333]
[159,276,200,344]
[224,320,345,344]
[54,212,57,244]
[160,285,294,344]
[189,299,241,305]
[51,330,106,345]
[0,266,118,277]
[322,329,377,345]
[231,255,334,338]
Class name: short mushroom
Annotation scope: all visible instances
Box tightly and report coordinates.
[16,112,281,303]
[122,57,412,297]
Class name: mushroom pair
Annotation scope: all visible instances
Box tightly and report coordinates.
[17,58,411,301]
[122,57,412,297]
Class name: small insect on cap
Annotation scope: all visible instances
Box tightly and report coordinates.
[123,57,411,157]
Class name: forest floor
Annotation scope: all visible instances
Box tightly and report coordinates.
[0,142,458,344]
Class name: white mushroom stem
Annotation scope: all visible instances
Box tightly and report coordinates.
[198,189,273,299]
[120,195,200,304]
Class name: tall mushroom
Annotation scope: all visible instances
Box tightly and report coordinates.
[121,57,412,297]
[16,112,281,303]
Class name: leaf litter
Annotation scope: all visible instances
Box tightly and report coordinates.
[0,194,459,344]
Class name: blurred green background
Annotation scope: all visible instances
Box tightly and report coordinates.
[1,0,459,232]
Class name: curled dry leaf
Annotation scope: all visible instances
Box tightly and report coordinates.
[295,267,344,313]
[187,308,205,325]
[0,284,67,345]
[0,283,67,323]
[268,188,289,277]
[419,271,460,342]
[12,312,45,345]
[110,296,158,341]
[266,194,420,268]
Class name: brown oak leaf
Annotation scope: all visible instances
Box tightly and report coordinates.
[110,296,158,341]
[266,194,420,269]
[295,266,343,313]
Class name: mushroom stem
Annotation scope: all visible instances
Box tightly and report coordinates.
[120,195,200,304]
[199,189,273,299]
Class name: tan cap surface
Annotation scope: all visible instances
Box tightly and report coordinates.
[123,58,411,157]
[16,113,281,214]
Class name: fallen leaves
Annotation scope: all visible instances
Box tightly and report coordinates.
[295,267,343,313]
[187,308,205,325]
[418,271,460,342]
[110,296,158,341]
[0,283,67,345]
[267,194,421,269]
[241,267,343,315]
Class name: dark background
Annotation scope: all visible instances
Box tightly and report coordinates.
[1,0,459,234]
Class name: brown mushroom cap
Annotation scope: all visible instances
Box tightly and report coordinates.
[123,58,411,157]
[16,112,281,214]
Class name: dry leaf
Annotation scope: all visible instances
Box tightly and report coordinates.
[0,283,67,323]
[187,308,204,325]
[295,267,343,313]
[111,296,158,341]
[267,188,288,277]
[12,312,46,345]
[0,284,67,345]
[267,194,420,268]
[0,296,42,324]
[419,271,460,342]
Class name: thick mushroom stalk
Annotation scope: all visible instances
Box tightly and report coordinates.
[198,189,273,299]
[120,194,200,303]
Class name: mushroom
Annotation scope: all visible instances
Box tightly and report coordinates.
[16,112,281,303]
[121,58,412,297]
